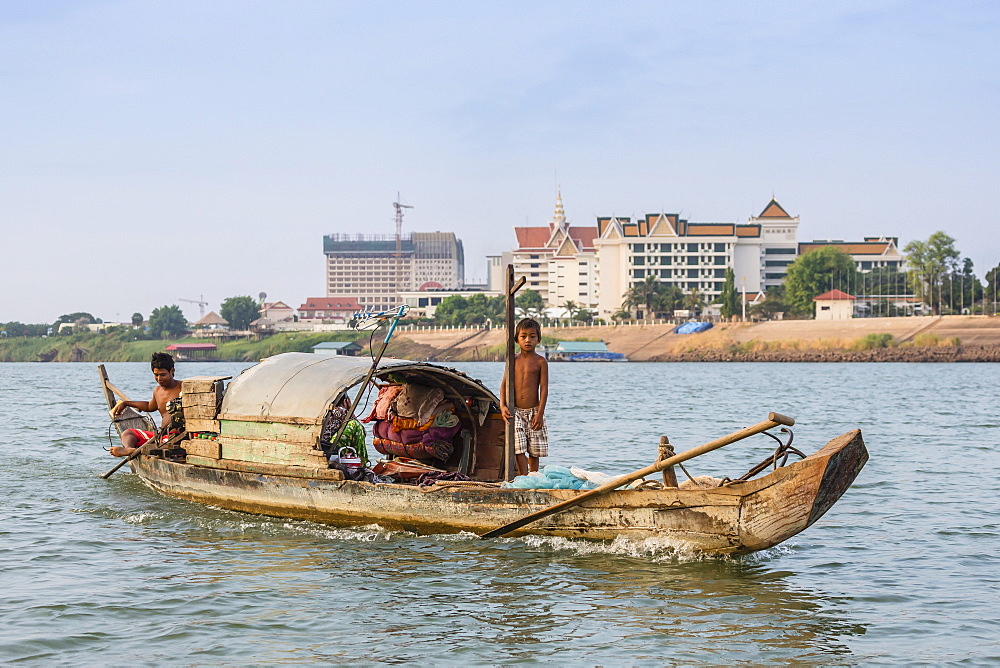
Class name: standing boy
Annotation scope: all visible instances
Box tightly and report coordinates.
[110,352,183,457]
[500,318,549,475]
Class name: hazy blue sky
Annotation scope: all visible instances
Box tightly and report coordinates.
[2,0,998,323]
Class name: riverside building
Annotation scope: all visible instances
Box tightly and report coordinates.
[508,190,600,311]
[592,199,800,320]
[323,232,465,311]
[798,237,905,272]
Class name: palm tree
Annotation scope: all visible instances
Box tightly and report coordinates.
[684,287,702,314]
[653,285,684,317]
[621,275,662,318]
[560,300,578,320]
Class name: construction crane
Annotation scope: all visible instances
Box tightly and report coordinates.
[393,193,413,301]
[179,295,208,319]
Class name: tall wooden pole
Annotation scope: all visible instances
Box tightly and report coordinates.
[504,264,517,481]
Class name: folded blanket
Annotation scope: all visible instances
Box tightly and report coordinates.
[362,384,403,423]
[393,384,445,423]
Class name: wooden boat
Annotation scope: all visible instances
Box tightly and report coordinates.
[98,353,868,555]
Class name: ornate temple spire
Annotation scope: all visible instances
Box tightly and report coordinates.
[552,186,567,231]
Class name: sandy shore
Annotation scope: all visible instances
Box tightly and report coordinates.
[386,315,1000,362]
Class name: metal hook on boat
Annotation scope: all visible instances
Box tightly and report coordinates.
[733,427,807,482]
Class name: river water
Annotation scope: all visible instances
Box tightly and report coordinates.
[1,360,998,665]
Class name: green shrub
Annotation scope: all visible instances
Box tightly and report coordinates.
[912,333,941,347]
[854,333,896,350]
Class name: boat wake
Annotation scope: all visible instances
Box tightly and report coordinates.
[508,534,710,562]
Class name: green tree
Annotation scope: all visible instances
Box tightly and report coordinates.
[131,312,144,327]
[986,264,1000,315]
[433,294,505,326]
[148,305,188,338]
[620,277,684,318]
[717,267,739,319]
[515,289,545,319]
[433,295,469,326]
[784,247,859,316]
[683,287,703,313]
[904,231,960,315]
[55,311,99,324]
[221,296,259,330]
[653,284,684,316]
[622,275,662,318]
[864,266,911,296]
[1,321,49,337]
[53,311,100,334]
[560,300,578,320]
[940,257,983,314]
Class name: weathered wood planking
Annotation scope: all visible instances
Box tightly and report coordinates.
[217,413,323,426]
[185,419,221,433]
[218,435,329,467]
[181,377,227,425]
[183,439,222,459]
[182,376,230,393]
[219,419,318,445]
[185,455,345,480]
[738,429,866,551]
[183,405,221,419]
[182,393,222,408]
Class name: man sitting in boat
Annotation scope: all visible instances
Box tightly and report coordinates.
[109,352,183,457]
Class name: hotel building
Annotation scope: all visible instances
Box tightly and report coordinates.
[323,232,464,311]
[592,199,800,320]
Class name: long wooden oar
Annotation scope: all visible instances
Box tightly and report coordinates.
[100,430,188,479]
[103,379,130,403]
[480,412,795,539]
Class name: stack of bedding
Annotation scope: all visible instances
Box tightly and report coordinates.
[363,383,463,461]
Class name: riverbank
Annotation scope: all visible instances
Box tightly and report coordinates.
[0,331,365,363]
[384,315,1000,363]
[4,315,999,363]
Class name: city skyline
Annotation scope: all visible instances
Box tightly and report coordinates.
[3,1,998,323]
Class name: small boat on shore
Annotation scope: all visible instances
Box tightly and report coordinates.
[98,353,867,555]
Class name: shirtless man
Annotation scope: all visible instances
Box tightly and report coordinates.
[500,318,549,475]
[110,352,182,457]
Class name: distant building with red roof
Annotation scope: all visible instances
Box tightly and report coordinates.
[511,189,599,310]
[814,289,856,320]
[799,236,904,273]
[298,297,363,323]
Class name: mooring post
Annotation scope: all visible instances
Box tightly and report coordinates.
[658,436,678,487]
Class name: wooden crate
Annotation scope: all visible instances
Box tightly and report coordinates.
[183,438,222,459]
[185,418,221,433]
[182,376,228,423]
[473,413,506,480]
[182,376,231,393]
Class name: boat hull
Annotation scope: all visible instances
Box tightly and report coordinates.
[129,430,867,555]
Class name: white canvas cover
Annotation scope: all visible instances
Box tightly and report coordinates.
[219,352,495,423]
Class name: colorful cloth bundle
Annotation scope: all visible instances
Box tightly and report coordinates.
[365,384,463,461]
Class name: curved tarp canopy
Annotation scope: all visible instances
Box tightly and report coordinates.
[219,352,497,424]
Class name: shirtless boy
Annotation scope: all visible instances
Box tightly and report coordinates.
[110,352,182,457]
[500,318,549,475]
